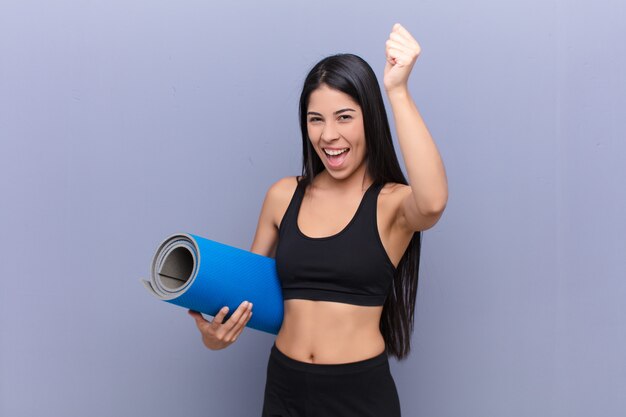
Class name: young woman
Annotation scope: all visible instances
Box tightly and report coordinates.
[188,23,448,417]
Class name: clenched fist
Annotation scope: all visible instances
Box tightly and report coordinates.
[383,23,422,94]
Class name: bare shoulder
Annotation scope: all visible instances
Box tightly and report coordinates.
[266,175,301,225]
[270,175,300,195]
[249,175,300,257]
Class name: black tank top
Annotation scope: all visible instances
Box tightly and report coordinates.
[275,177,397,306]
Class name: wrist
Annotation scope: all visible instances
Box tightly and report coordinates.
[385,86,410,100]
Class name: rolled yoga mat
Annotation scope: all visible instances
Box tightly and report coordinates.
[142,232,284,334]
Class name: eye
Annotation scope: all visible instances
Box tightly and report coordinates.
[339,115,352,121]
[308,117,322,123]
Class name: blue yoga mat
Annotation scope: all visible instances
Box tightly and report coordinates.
[142,233,284,334]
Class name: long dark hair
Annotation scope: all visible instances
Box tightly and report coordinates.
[297,53,422,361]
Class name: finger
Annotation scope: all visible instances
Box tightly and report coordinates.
[221,301,250,331]
[385,43,399,64]
[390,24,421,58]
[223,308,252,341]
[228,311,253,342]
[394,24,419,45]
[389,47,415,65]
[389,32,418,50]
[223,301,252,336]
[210,306,230,325]
[188,310,213,333]
[389,32,421,60]
[188,309,208,324]
[386,38,411,55]
[386,47,413,67]
[390,49,413,68]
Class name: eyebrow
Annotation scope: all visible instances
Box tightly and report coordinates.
[307,108,356,116]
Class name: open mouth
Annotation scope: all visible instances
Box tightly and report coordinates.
[323,148,350,168]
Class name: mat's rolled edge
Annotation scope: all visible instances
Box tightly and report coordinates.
[141,278,160,297]
[144,232,199,301]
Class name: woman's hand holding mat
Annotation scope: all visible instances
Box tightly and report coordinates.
[188,300,254,350]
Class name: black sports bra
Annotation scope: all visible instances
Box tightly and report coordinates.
[275,177,396,306]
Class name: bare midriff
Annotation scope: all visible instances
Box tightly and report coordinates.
[274,299,386,364]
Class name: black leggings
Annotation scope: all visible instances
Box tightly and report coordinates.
[261,342,401,417]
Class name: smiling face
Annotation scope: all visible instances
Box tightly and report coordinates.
[306,83,368,180]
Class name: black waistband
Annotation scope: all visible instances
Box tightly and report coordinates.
[269,342,388,375]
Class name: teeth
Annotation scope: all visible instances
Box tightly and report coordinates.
[324,148,349,156]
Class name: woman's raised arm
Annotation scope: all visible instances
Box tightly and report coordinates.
[384,23,448,232]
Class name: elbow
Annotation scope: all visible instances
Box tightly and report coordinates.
[421,196,447,216]
[421,203,447,231]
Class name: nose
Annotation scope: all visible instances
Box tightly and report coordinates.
[320,121,340,141]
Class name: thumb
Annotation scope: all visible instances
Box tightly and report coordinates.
[188,309,209,326]
[384,59,393,73]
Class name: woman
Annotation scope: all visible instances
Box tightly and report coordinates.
[188,23,448,417]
